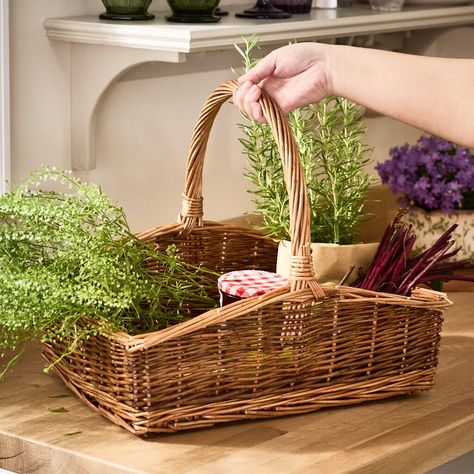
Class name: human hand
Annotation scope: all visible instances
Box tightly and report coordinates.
[233,42,332,122]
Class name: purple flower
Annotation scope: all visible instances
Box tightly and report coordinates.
[376,135,474,213]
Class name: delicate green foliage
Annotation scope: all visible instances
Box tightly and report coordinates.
[0,168,218,377]
[235,37,374,244]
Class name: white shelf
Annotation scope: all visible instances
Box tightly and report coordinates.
[45,4,474,52]
[43,4,474,170]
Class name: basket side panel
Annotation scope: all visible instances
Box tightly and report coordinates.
[127,297,444,432]
[44,296,444,434]
[42,334,146,433]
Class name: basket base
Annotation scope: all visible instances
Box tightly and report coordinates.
[43,339,439,436]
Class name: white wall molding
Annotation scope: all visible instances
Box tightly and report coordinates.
[0,0,9,192]
[44,3,474,170]
[45,5,474,53]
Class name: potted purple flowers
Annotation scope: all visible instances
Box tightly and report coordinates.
[376,135,474,260]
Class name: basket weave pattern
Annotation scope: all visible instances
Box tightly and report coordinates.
[42,81,450,435]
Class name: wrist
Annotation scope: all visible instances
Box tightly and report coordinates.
[323,43,343,97]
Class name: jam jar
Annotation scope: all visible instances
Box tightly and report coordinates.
[217,270,289,306]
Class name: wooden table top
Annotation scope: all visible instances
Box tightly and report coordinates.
[1,292,473,474]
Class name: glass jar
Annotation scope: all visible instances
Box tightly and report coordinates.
[166,0,221,23]
[315,0,337,8]
[272,0,312,13]
[218,270,289,307]
[369,0,405,11]
[100,0,155,20]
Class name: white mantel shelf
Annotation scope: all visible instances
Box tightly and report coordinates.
[44,3,474,171]
[45,4,474,52]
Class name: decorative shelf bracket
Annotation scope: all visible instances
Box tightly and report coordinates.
[70,44,184,170]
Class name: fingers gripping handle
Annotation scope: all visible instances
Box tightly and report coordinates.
[179,80,321,294]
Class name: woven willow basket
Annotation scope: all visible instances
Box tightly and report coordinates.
[42,81,452,435]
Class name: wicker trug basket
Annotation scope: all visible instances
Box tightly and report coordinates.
[42,80,451,435]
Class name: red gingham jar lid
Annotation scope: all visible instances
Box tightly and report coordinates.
[218,270,289,299]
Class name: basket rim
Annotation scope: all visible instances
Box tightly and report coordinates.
[114,285,451,352]
[136,220,277,243]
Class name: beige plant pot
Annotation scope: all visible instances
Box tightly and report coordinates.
[276,240,380,284]
[403,207,474,260]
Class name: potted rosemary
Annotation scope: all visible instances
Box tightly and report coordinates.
[235,37,378,283]
[377,135,474,261]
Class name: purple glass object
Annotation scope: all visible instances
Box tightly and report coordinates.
[236,0,291,19]
[272,0,312,13]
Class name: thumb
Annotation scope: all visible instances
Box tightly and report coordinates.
[238,54,277,86]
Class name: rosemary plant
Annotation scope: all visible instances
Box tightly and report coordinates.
[235,37,374,244]
[0,168,218,377]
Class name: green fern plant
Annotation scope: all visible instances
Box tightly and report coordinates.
[235,37,374,244]
[0,167,218,377]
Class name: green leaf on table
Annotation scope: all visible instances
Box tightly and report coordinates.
[48,407,69,413]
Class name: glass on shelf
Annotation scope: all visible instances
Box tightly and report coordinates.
[166,0,221,23]
[100,0,155,21]
[370,0,405,10]
[272,0,312,14]
[236,0,292,19]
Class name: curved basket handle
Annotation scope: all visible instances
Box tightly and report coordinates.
[179,80,322,295]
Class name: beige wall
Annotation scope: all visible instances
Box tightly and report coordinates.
[10,0,265,232]
[10,0,100,173]
[9,0,468,237]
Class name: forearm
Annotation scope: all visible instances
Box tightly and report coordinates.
[327,45,474,147]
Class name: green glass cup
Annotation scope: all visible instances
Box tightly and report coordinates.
[100,0,155,21]
[166,0,221,23]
